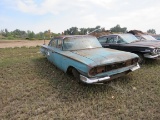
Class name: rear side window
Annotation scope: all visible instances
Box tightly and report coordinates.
[49,39,63,48]
[98,37,107,43]
[49,39,57,47]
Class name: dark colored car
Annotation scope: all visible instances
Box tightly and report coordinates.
[98,34,160,64]
[40,35,140,84]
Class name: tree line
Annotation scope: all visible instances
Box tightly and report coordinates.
[64,25,156,35]
[63,25,127,35]
[0,29,59,40]
[0,24,156,40]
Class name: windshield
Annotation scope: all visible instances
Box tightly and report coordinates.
[63,36,102,51]
[141,35,157,40]
[119,34,139,43]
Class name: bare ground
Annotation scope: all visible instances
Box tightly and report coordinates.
[0,40,50,48]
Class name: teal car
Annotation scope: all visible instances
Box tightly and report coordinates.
[40,35,140,84]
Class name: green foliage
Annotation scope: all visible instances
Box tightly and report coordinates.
[27,30,35,39]
[0,29,59,40]
[64,26,102,35]
[147,29,156,34]
[110,24,127,33]
[7,36,15,40]
[64,27,79,35]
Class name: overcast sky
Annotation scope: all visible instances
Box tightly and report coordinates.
[0,0,160,33]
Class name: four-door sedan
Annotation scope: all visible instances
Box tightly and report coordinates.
[98,34,160,64]
[40,35,140,84]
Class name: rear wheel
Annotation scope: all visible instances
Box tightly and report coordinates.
[137,53,145,64]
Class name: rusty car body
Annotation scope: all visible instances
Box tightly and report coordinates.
[40,35,140,84]
[98,34,160,64]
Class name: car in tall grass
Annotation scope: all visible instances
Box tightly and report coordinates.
[98,34,160,64]
[40,35,140,84]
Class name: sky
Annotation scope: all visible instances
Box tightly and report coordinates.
[0,0,160,34]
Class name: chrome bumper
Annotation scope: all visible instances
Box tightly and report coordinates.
[80,63,140,84]
[144,53,160,59]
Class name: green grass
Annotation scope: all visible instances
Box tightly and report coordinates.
[0,47,160,120]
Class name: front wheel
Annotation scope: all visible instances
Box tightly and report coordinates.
[72,68,81,83]
[137,53,145,64]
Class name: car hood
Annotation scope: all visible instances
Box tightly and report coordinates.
[70,48,138,67]
[129,41,160,48]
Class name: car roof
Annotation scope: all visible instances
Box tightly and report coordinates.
[53,35,95,39]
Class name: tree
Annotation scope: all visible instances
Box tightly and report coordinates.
[79,28,88,35]
[27,30,35,39]
[12,29,27,38]
[147,29,156,34]
[110,24,127,33]
[64,27,79,35]
[64,26,102,35]
[69,27,79,35]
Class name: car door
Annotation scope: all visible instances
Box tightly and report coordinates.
[47,39,63,69]
[99,35,126,50]
[47,38,56,62]
[98,35,117,48]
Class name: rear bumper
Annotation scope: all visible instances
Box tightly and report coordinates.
[80,63,140,84]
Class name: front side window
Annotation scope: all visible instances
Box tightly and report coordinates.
[106,36,117,43]
[117,36,127,43]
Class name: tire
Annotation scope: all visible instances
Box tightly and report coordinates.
[72,68,81,83]
[137,53,145,64]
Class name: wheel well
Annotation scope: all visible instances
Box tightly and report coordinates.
[66,66,74,75]
[132,52,145,64]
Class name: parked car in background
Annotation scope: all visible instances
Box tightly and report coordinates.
[135,34,158,41]
[98,34,160,64]
[151,35,160,40]
[40,35,140,84]
[128,30,160,41]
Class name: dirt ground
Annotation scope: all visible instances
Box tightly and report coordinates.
[0,40,50,48]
